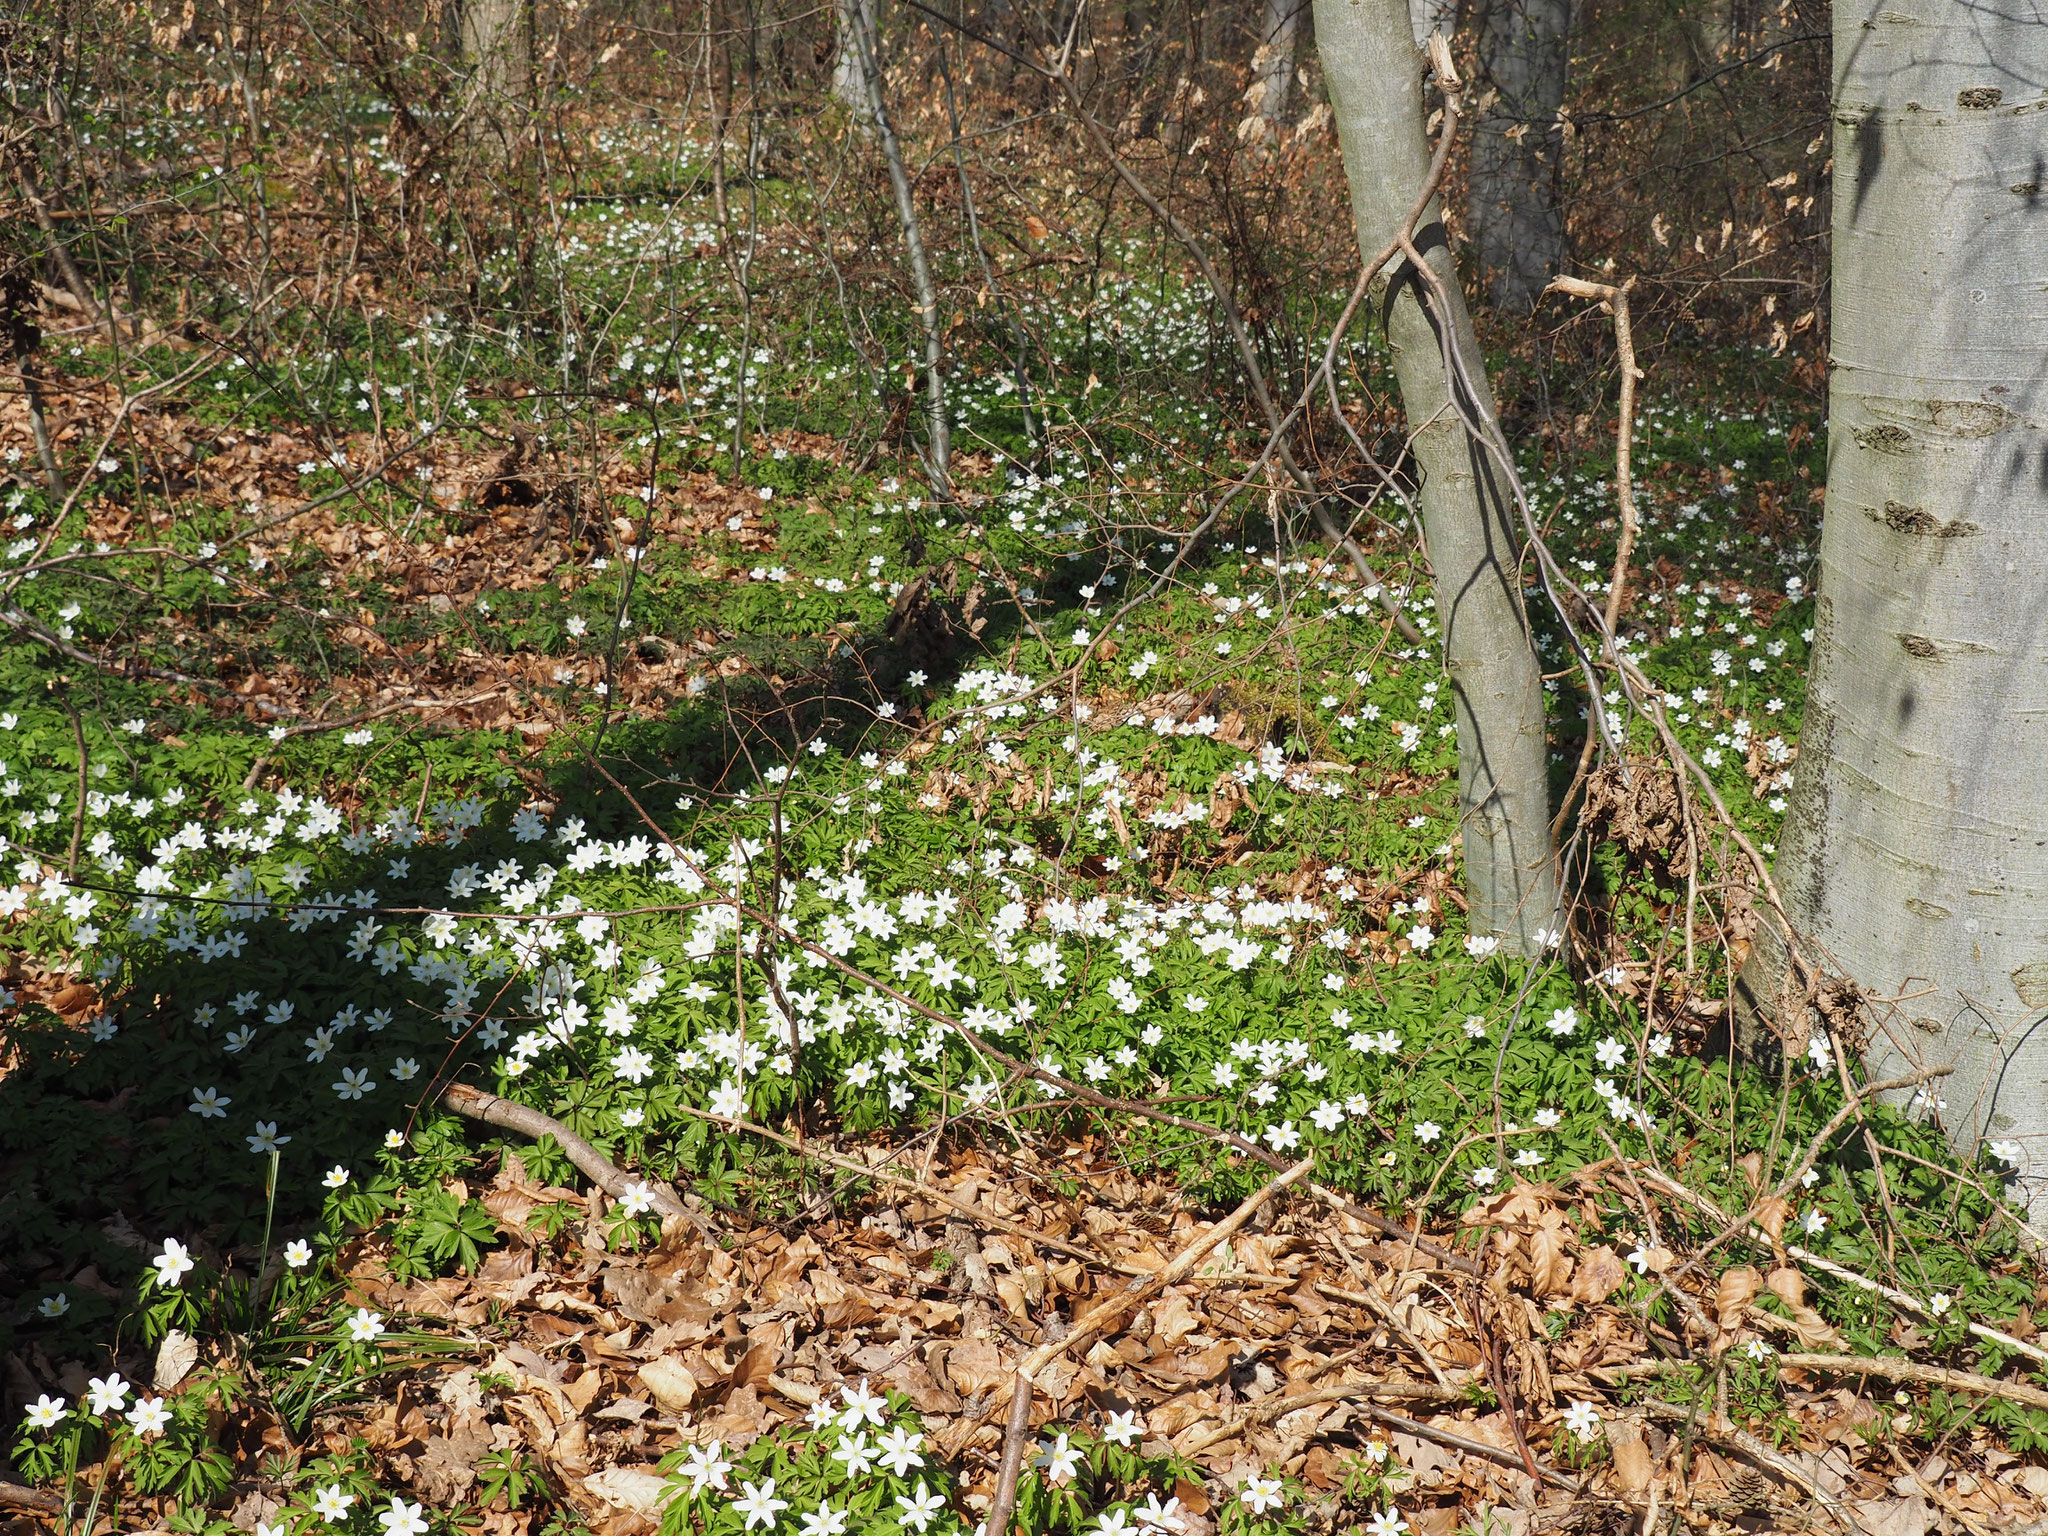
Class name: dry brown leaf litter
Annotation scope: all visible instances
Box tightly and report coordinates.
[19,1143,2046,1536]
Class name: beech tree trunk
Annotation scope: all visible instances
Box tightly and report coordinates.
[832,0,873,115]
[1468,0,1570,310]
[1744,0,2048,1193]
[1246,0,1304,141]
[1313,0,1561,954]
[460,0,531,117]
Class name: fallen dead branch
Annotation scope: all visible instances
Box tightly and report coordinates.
[674,1104,1120,1271]
[1623,1160,2048,1368]
[977,1157,1316,1535]
[1180,1377,1470,1455]
[0,1483,60,1514]
[1775,1353,2048,1414]
[1354,1405,1581,1494]
[1640,1397,1855,1533]
[442,1080,710,1232]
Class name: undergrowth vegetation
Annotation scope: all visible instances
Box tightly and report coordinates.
[0,7,2040,1535]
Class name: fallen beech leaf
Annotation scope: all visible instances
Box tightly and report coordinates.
[1527,1226,1570,1296]
[1715,1266,1762,1330]
[1568,1245,1627,1307]
[731,1340,780,1392]
[1753,1195,1792,1245]
[1764,1266,1808,1309]
[637,1356,699,1413]
[1765,1266,1846,1349]
[154,1329,199,1392]
[1607,1418,1654,1491]
[583,1467,677,1515]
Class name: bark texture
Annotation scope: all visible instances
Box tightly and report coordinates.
[1247,0,1305,140]
[460,0,531,115]
[1312,0,1560,953]
[832,0,873,116]
[847,0,952,495]
[1746,0,2048,1195]
[1468,0,1570,310]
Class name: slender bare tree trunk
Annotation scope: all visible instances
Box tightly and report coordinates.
[848,0,952,497]
[1741,0,2048,1198]
[460,0,531,127]
[1468,0,1570,310]
[1245,0,1303,142]
[1313,0,1561,953]
[832,0,872,115]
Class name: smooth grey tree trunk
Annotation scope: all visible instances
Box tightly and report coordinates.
[1468,0,1570,310]
[847,0,952,496]
[1313,0,1561,954]
[460,0,531,119]
[1248,0,1304,141]
[1744,0,2048,1200]
[832,0,872,116]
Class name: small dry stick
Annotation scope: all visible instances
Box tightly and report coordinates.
[441,1082,709,1232]
[979,1371,1036,1536]
[1547,273,1642,830]
[1180,1378,1467,1454]
[1776,1353,2048,1414]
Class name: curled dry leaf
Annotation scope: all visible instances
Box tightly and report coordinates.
[1527,1226,1571,1297]
[636,1355,699,1413]
[1715,1265,1763,1330]
[1766,1266,1847,1350]
[583,1467,677,1516]
[1568,1245,1628,1307]
[1753,1194,1793,1246]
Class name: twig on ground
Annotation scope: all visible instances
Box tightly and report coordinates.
[1776,1353,2048,1413]
[1639,1398,1854,1533]
[1356,1404,1582,1493]
[1886,1441,1995,1536]
[442,1081,710,1233]
[1181,1377,1469,1454]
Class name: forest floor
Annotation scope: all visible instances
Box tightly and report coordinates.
[0,73,2042,1536]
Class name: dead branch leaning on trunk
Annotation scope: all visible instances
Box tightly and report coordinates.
[1545,275,1642,832]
